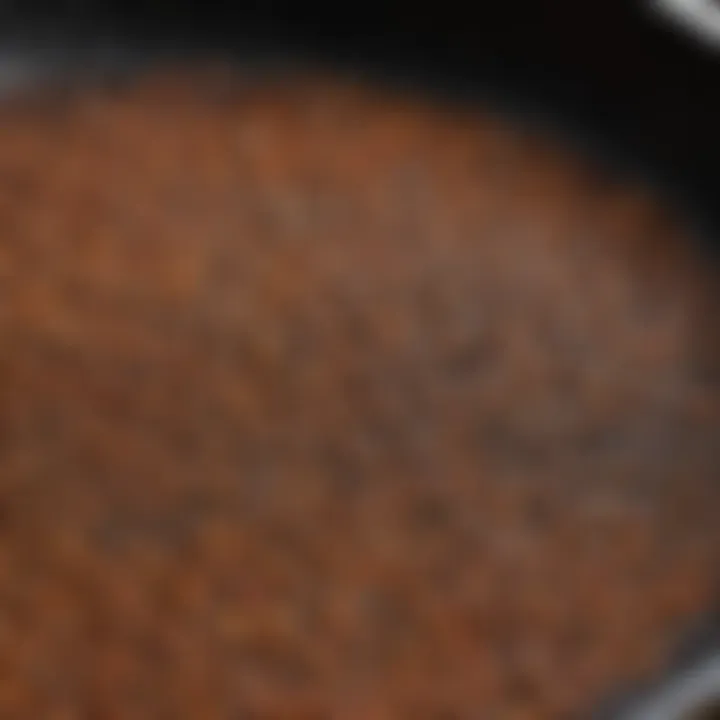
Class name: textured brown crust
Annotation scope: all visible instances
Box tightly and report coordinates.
[0,67,718,718]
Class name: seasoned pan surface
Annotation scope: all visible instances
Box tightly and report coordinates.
[0,64,718,718]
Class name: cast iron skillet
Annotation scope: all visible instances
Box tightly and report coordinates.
[0,3,717,719]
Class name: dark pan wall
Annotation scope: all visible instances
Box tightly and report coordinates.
[0,1,717,238]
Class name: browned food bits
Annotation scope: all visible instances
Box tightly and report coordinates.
[0,67,718,718]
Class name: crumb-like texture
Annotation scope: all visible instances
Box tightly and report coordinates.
[0,68,718,718]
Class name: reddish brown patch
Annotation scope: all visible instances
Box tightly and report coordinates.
[0,67,717,718]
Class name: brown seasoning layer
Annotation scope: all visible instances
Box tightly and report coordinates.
[0,68,718,718]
